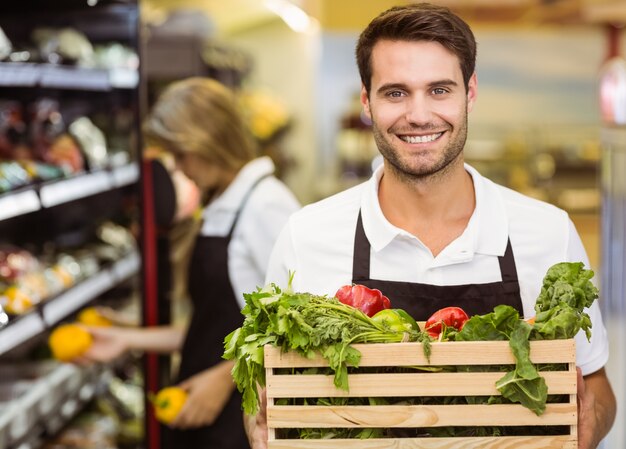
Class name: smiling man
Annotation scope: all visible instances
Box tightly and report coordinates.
[248,3,616,449]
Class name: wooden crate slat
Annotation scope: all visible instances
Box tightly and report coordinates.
[266,371,576,398]
[264,340,576,368]
[268,435,577,448]
[267,403,577,428]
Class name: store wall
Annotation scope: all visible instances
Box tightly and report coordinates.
[314,27,607,162]
[228,18,321,204]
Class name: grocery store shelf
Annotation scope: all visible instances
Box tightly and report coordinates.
[0,162,139,222]
[0,190,40,221]
[0,314,46,358]
[0,62,139,91]
[0,362,108,449]
[39,171,113,208]
[0,250,140,357]
[110,162,140,188]
[41,270,116,326]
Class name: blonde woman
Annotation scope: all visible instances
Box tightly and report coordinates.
[83,78,300,449]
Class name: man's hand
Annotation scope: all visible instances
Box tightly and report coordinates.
[170,361,236,429]
[244,388,268,449]
[577,367,616,449]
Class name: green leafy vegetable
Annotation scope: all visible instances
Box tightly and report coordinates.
[495,320,548,415]
[533,261,598,341]
[223,279,430,415]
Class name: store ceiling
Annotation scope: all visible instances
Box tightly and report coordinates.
[141,0,626,35]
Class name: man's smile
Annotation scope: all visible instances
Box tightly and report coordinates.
[398,132,444,144]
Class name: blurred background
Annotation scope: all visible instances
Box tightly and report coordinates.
[0,0,624,448]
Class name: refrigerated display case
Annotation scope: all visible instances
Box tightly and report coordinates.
[0,1,144,448]
[599,56,626,449]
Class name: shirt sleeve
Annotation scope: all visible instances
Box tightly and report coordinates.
[264,217,298,289]
[230,179,300,308]
[567,218,610,376]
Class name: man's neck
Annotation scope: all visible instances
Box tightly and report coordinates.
[378,159,476,256]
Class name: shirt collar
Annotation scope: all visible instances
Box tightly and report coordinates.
[202,156,275,217]
[360,162,509,257]
[465,164,509,257]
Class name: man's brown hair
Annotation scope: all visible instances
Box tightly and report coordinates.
[356,3,477,95]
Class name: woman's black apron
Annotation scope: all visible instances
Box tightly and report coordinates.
[352,211,524,319]
[165,178,269,449]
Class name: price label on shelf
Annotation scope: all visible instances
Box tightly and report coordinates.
[0,62,39,86]
[42,271,115,326]
[109,68,139,89]
[40,64,110,91]
[0,314,47,356]
[111,163,139,187]
[111,251,141,282]
[0,190,40,221]
[40,172,113,208]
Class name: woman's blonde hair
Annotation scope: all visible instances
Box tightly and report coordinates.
[143,77,258,171]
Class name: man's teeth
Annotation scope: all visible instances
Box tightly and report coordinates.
[401,132,443,143]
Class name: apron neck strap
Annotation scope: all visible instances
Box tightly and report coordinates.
[352,209,518,282]
[226,173,272,239]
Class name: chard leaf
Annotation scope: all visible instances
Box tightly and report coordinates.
[495,320,547,416]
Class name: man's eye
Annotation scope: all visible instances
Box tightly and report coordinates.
[387,90,404,98]
[432,88,448,95]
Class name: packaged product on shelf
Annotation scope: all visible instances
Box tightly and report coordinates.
[31,27,94,66]
[68,117,109,170]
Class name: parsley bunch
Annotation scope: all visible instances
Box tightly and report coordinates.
[223,277,428,415]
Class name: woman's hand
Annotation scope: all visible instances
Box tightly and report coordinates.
[170,361,236,429]
[79,325,130,364]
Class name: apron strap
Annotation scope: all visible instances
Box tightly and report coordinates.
[226,173,272,239]
[498,238,519,283]
[352,210,371,281]
[352,209,519,283]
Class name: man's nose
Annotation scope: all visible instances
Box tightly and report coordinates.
[404,95,432,125]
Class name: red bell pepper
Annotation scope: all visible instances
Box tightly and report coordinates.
[335,284,391,317]
[425,306,469,338]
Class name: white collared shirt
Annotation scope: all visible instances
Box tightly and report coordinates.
[200,156,300,309]
[266,163,608,375]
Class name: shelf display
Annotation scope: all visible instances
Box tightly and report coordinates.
[0,1,143,448]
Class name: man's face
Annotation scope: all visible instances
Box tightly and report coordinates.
[361,39,477,180]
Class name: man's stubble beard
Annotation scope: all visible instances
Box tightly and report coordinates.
[371,109,469,185]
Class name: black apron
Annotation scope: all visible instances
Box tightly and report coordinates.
[165,178,269,449]
[352,211,524,319]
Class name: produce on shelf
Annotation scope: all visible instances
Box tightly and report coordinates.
[151,386,188,425]
[48,323,93,362]
[77,307,112,327]
[0,245,93,316]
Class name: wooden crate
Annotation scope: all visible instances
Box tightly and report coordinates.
[264,339,577,448]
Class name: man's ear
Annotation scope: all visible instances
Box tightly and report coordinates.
[467,72,477,113]
[360,85,371,119]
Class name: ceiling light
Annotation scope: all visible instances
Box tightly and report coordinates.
[264,0,319,33]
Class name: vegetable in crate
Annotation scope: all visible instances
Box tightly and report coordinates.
[371,308,420,333]
[424,306,469,338]
[532,261,598,340]
[223,279,429,415]
[453,261,600,416]
[334,284,391,317]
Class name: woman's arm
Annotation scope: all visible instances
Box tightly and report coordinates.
[82,325,186,363]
